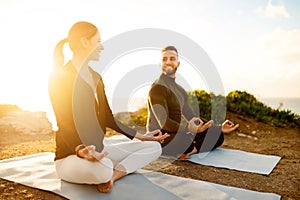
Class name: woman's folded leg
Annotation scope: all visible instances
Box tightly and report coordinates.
[55,155,114,184]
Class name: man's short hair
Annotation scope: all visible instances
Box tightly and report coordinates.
[161,46,178,55]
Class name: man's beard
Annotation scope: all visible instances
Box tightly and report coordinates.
[163,66,177,76]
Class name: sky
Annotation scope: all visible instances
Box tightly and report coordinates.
[0,0,299,123]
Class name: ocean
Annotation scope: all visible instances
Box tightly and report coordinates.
[111,97,300,116]
[258,98,300,116]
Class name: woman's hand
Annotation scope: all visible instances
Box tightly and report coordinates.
[135,130,170,141]
[75,145,109,162]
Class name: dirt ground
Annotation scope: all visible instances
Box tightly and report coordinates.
[0,110,299,200]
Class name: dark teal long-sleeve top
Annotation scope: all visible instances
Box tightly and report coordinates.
[48,61,136,160]
[147,74,196,134]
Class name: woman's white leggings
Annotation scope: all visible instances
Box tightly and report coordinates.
[55,140,161,184]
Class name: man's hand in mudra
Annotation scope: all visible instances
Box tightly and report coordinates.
[221,120,239,134]
[188,117,214,133]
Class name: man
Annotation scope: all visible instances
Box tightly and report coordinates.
[146,46,239,159]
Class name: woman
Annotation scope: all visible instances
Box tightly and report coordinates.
[48,21,169,193]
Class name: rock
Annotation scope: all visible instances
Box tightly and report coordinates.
[0,110,52,135]
[237,133,248,137]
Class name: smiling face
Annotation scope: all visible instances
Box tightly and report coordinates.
[85,31,104,61]
[161,50,180,77]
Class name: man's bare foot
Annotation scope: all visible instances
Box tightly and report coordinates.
[178,146,198,160]
[97,180,113,193]
[178,153,189,160]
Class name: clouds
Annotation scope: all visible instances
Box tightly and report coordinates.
[260,28,300,65]
[216,23,300,97]
[245,27,300,97]
[255,0,290,19]
[1,0,300,115]
[259,28,300,97]
[215,0,299,97]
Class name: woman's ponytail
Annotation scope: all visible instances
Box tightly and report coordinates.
[53,38,68,69]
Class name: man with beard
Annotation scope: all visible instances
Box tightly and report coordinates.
[146,46,239,159]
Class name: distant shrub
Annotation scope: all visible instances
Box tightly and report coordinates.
[127,90,300,129]
[187,90,226,124]
[226,90,300,128]
[130,107,148,127]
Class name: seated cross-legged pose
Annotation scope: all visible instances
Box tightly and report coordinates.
[49,21,169,193]
[146,45,239,159]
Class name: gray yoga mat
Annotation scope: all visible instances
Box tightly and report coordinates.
[105,135,281,175]
[187,148,281,175]
[0,152,281,200]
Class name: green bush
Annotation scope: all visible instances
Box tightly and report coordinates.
[128,90,300,129]
[187,90,226,124]
[226,90,300,128]
[130,107,148,127]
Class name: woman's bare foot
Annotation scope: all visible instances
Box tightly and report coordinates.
[97,180,113,193]
[97,164,127,193]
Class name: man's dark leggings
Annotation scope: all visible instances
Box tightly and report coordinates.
[161,126,224,156]
[185,126,224,154]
